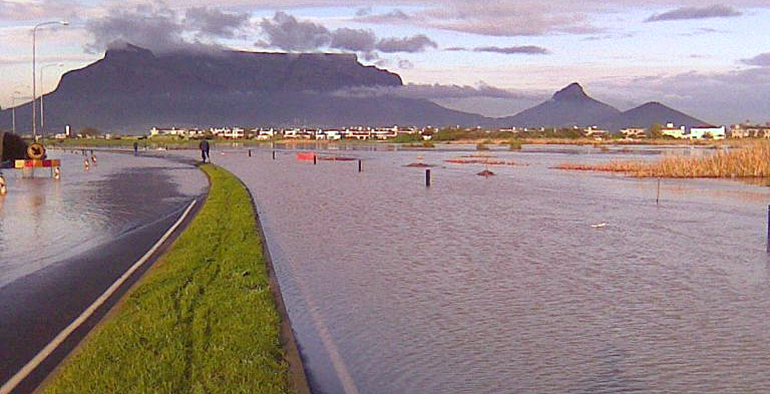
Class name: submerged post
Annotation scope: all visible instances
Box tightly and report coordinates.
[358,159,362,173]
[656,177,661,206]
[313,154,317,165]
[272,150,276,160]
[248,149,252,157]
[425,169,431,187]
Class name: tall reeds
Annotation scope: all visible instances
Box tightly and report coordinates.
[557,141,770,178]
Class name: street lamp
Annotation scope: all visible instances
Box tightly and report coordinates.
[32,20,68,141]
[12,92,20,134]
[40,62,64,142]
[11,85,28,135]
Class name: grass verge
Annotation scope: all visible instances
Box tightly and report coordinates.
[40,164,289,394]
[556,141,770,178]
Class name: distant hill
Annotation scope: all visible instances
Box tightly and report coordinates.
[0,43,486,133]
[498,83,621,128]
[601,102,708,131]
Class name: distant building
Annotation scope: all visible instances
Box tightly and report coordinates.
[583,126,609,139]
[730,124,770,139]
[660,123,686,139]
[620,128,646,139]
[689,126,726,140]
[151,127,204,138]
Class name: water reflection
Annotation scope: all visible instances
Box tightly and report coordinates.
[0,152,206,288]
[204,145,770,394]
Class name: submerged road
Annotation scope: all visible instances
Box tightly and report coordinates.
[0,152,207,394]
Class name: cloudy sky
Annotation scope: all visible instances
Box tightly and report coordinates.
[1,0,769,125]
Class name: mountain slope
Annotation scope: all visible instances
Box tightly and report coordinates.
[500,83,621,128]
[601,102,708,130]
[0,44,487,133]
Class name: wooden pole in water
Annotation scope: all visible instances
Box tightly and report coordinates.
[358,159,362,173]
[656,177,661,205]
[767,205,770,253]
[426,169,431,187]
[272,150,276,160]
[313,154,317,165]
[248,149,252,157]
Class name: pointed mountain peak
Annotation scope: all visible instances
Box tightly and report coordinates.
[552,82,588,101]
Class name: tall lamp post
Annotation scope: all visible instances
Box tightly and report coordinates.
[32,20,68,142]
[11,86,28,135]
[40,62,64,143]
[11,93,20,134]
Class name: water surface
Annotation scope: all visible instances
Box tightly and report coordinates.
[0,151,206,288]
[202,146,770,393]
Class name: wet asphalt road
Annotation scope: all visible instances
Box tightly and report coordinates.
[0,151,207,394]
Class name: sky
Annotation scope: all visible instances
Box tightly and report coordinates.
[1,0,769,125]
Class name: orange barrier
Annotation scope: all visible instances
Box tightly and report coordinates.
[14,159,61,169]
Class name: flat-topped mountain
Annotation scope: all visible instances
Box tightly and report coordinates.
[62,43,403,96]
[1,44,485,132]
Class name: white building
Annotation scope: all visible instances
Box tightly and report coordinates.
[620,128,646,138]
[583,126,609,139]
[256,128,276,140]
[689,126,726,140]
[660,123,686,139]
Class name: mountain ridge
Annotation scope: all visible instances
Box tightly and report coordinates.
[0,45,709,133]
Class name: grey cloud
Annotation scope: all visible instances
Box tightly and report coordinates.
[742,53,770,67]
[85,3,189,53]
[376,34,437,53]
[645,4,742,22]
[258,12,437,54]
[398,59,414,69]
[444,46,549,55]
[330,28,377,52]
[355,7,371,17]
[474,46,549,55]
[85,2,251,54]
[592,67,770,125]
[334,82,533,101]
[184,7,251,38]
[361,9,412,24]
[260,11,331,51]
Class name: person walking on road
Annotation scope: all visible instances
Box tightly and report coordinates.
[199,139,210,163]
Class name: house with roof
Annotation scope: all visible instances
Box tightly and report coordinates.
[689,126,726,140]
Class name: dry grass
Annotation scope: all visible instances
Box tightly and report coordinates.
[556,141,770,178]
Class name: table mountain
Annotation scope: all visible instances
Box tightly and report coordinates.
[1,43,486,133]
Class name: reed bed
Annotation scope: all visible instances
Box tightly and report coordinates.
[556,142,770,178]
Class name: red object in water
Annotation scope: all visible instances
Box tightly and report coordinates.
[296,152,316,161]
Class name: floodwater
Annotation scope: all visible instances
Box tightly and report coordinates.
[208,144,770,394]
[0,150,206,288]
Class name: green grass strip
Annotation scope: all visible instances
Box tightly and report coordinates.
[41,164,289,394]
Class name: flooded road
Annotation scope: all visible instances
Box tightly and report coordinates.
[208,145,770,394]
[0,150,207,394]
[0,150,205,288]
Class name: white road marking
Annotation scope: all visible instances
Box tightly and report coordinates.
[0,200,198,394]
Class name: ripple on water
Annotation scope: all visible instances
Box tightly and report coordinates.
[0,152,206,288]
[214,147,770,394]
